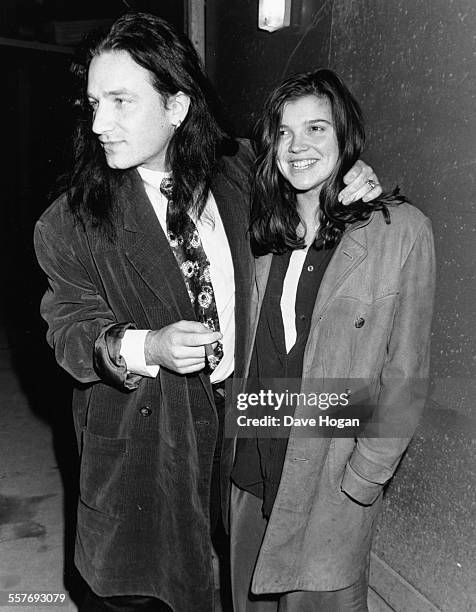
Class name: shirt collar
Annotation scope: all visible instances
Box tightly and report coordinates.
[136,166,216,228]
[137,166,171,191]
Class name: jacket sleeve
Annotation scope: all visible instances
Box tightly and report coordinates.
[341,217,436,505]
[34,218,142,391]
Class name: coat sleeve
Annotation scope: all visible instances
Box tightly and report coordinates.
[34,217,142,391]
[341,217,436,505]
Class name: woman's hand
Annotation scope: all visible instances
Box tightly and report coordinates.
[338,160,382,205]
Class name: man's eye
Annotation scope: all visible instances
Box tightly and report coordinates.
[88,100,98,110]
[115,97,130,106]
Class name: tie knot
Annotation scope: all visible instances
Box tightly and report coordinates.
[160,177,174,200]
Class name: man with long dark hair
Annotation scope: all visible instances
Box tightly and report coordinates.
[34,13,381,612]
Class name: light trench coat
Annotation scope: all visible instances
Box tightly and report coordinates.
[241,203,435,593]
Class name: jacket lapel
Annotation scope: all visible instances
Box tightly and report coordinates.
[309,228,368,326]
[119,171,216,404]
[211,169,253,301]
[242,253,272,377]
[255,253,273,302]
[211,167,255,378]
[120,170,196,322]
[243,224,369,378]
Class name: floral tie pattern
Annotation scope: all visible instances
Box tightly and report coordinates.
[160,177,223,370]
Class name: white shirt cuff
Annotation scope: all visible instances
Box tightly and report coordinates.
[121,329,160,378]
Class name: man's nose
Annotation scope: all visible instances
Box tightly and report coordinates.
[91,102,113,135]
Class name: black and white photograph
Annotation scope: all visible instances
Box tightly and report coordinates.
[0,1,474,611]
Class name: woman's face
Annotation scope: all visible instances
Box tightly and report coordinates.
[276,94,339,202]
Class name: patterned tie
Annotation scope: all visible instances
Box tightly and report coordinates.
[160,177,223,371]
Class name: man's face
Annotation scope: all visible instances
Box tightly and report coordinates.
[87,50,176,171]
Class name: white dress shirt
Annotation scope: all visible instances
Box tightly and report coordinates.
[120,166,235,384]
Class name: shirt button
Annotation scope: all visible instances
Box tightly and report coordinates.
[300,314,306,321]
[307,265,314,272]
[139,406,152,417]
[354,317,365,328]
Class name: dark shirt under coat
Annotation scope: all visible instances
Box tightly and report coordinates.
[232,242,336,518]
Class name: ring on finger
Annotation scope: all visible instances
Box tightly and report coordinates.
[366,179,377,190]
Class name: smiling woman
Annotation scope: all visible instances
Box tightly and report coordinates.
[249,69,393,255]
[276,95,339,217]
[230,68,436,612]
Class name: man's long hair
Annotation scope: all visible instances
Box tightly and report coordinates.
[250,69,404,255]
[65,12,231,236]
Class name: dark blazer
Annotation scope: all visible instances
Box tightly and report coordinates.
[34,140,254,612]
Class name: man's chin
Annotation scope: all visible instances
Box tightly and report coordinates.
[104,156,132,170]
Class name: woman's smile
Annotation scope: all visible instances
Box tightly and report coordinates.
[289,158,319,170]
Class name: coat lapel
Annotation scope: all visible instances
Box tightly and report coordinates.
[119,171,216,403]
[255,253,273,302]
[120,170,196,321]
[242,253,272,377]
[309,229,368,326]
[211,169,253,302]
[243,224,368,378]
[211,167,255,378]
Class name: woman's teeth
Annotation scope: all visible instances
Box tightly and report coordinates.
[291,159,317,169]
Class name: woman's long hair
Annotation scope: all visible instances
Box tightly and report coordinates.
[250,69,405,255]
[64,12,232,237]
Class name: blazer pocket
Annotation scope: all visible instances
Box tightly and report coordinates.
[80,429,129,518]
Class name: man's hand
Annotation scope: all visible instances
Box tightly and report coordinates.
[145,320,222,374]
[338,160,382,205]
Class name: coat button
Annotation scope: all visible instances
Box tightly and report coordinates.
[354,317,365,328]
[139,406,152,417]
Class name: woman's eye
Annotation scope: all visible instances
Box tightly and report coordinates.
[279,129,288,137]
[88,100,98,110]
[310,125,324,132]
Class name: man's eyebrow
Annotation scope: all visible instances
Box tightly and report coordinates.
[107,89,136,96]
[87,89,136,98]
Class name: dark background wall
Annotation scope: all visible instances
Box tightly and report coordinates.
[327,4,475,611]
[207,0,334,136]
[1,0,184,355]
[208,1,475,610]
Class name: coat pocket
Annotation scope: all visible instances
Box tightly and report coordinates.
[319,293,399,378]
[79,429,129,518]
[327,437,356,504]
[76,499,122,570]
